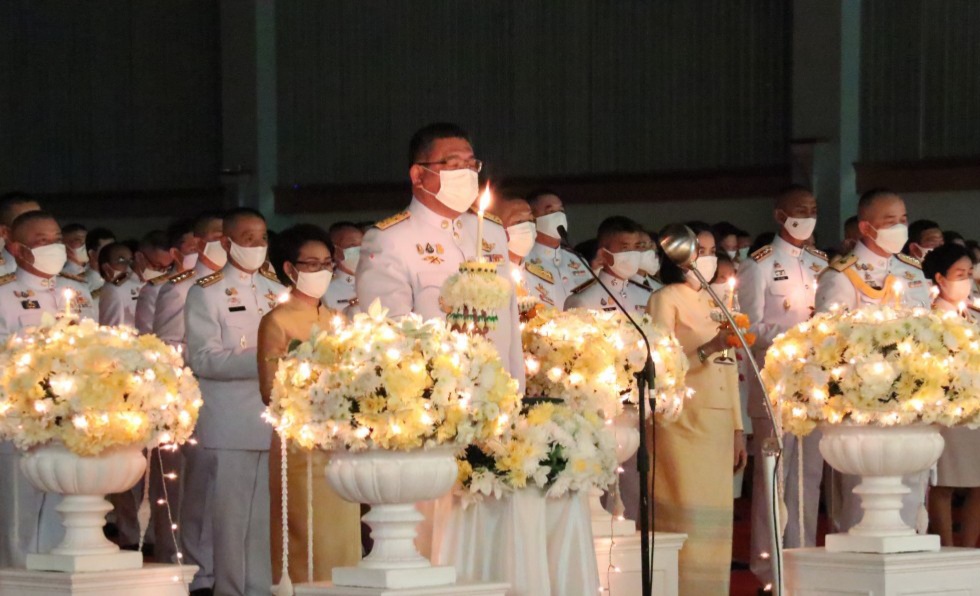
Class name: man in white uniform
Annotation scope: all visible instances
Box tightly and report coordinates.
[61,223,89,277]
[135,223,194,335]
[0,211,95,568]
[737,186,827,587]
[633,229,663,292]
[323,221,362,314]
[83,227,116,306]
[185,208,283,596]
[564,216,652,316]
[97,242,145,329]
[815,188,930,533]
[0,192,41,276]
[526,189,589,309]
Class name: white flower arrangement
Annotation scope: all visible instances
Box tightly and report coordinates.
[265,300,521,451]
[457,400,617,503]
[762,305,980,436]
[523,307,691,421]
[0,315,202,456]
[441,261,512,332]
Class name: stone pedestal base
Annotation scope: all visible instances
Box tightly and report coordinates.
[26,550,144,573]
[331,565,456,590]
[0,564,197,596]
[594,532,686,596]
[785,547,980,595]
[825,532,940,554]
[294,582,509,596]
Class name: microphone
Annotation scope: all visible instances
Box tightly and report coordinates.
[556,224,571,247]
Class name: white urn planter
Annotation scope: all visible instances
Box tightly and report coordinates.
[325,446,459,589]
[590,406,641,537]
[20,442,146,572]
[819,424,944,553]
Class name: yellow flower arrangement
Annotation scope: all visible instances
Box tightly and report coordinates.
[762,305,980,436]
[522,307,691,421]
[265,300,521,451]
[0,315,202,456]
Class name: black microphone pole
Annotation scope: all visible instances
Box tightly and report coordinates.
[557,225,656,596]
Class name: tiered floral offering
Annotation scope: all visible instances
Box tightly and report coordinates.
[440,261,512,335]
[0,314,202,455]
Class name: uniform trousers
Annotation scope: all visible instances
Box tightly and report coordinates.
[749,418,822,586]
[181,442,216,591]
[0,445,63,568]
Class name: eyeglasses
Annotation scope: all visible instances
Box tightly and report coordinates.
[416,158,483,173]
[294,260,332,272]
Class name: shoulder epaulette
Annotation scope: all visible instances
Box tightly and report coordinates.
[259,268,280,283]
[59,272,87,284]
[829,254,858,272]
[570,278,596,295]
[629,279,653,293]
[374,211,410,230]
[750,245,773,262]
[0,273,15,286]
[149,272,172,286]
[91,287,103,299]
[805,246,829,262]
[524,262,554,284]
[195,271,223,288]
[895,253,922,270]
[110,274,127,287]
[484,212,503,226]
[169,269,196,285]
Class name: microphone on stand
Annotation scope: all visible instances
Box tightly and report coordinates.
[557,224,657,596]
[658,224,786,596]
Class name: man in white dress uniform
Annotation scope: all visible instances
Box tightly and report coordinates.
[526,190,589,310]
[322,221,363,315]
[815,189,930,533]
[564,216,651,316]
[737,186,827,587]
[0,192,41,276]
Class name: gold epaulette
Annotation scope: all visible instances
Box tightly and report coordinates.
[525,262,554,284]
[895,253,922,270]
[91,287,103,299]
[805,246,829,262]
[629,279,653,293]
[110,274,127,286]
[149,272,172,285]
[750,245,773,262]
[829,254,857,273]
[259,268,280,283]
[374,211,410,230]
[195,271,223,288]
[0,273,15,286]
[570,278,596,295]
[169,269,196,285]
[484,212,503,225]
[59,272,87,284]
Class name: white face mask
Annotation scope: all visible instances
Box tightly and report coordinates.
[941,278,973,304]
[607,250,642,279]
[784,216,817,242]
[293,269,332,299]
[202,240,227,269]
[913,244,934,260]
[709,282,730,299]
[738,247,750,260]
[506,222,536,258]
[421,167,479,213]
[182,252,199,270]
[142,267,167,281]
[31,243,68,276]
[725,250,738,260]
[689,255,718,284]
[71,245,89,264]
[640,249,660,276]
[535,212,568,240]
[341,246,361,272]
[229,241,267,271]
[871,223,909,255]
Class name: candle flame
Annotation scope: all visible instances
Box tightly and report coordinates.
[478,184,492,215]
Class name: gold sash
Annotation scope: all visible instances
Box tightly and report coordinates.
[843,269,900,303]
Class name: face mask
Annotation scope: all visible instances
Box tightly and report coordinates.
[913,244,934,260]
[182,252,199,271]
[607,250,642,279]
[342,246,361,272]
[142,267,167,281]
[30,243,68,276]
[726,250,738,260]
[421,167,479,213]
[640,250,660,276]
[202,240,227,269]
[871,223,908,255]
[709,282,730,298]
[738,247,750,260]
[506,222,536,258]
[535,212,568,240]
[293,269,332,299]
[71,245,89,264]
[783,216,817,242]
[229,241,267,271]
[941,278,973,304]
[691,255,718,283]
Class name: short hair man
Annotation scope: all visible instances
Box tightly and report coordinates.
[564,216,651,315]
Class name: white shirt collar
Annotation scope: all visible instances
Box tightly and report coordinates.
[408,197,465,231]
[772,235,803,258]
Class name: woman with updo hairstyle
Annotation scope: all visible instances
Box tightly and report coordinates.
[922,242,980,547]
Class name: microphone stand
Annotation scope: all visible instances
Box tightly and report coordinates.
[557,227,657,596]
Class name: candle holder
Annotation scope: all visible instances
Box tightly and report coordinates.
[440,261,511,336]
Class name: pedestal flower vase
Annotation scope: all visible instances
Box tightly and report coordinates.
[325,446,459,589]
[590,406,640,537]
[20,442,147,572]
[819,424,944,553]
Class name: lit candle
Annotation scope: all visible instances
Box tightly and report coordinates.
[727,277,736,310]
[62,289,74,318]
[892,280,903,307]
[476,185,492,263]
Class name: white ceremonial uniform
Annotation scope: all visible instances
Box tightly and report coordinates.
[154,261,213,350]
[737,236,827,584]
[134,274,171,335]
[815,240,930,533]
[185,263,283,596]
[521,260,562,309]
[0,247,16,276]
[357,198,525,387]
[62,260,85,277]
[563,269,651,316]
[0,268,94,568]
[98,273,144,327]
[526,241,590,310]
[323,270,359,316]
[632,274,664,293]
